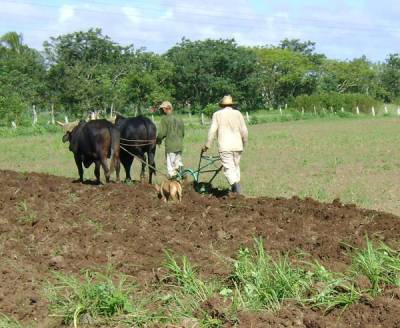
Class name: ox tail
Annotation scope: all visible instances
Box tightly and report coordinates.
[109,127,120,177]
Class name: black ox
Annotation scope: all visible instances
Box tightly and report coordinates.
[114,114,157,183]
[62,119,121,184]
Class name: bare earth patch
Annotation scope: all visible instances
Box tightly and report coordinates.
[1,170,400,327]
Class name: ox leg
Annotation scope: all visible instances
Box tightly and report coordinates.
[140,154,147,183]
[148,149,156,184]
[121,153,133,181]
[74,154,84,183]
[94,161,101,184]
[101,158,110,183]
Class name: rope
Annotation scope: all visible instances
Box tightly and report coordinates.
[120,141,155,147]
[120,137,156,142]
[119,144,170,179]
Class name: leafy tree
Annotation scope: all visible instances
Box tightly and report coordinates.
[44,28,133,115]
[123,51,174,114]
[0,32,46,124]
[254,47,318,107]
[317,57,379,96]
[380,54,400,102]
[166,38,260,110]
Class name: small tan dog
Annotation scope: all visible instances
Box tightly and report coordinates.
[155,179,182,202]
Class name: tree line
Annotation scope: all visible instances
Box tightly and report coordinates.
[1,28,400,124]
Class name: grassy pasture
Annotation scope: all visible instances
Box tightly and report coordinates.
[0,116,400,215]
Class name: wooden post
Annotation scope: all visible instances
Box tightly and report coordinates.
[279,107,282,116]
[32,105,38,125]
[371,106,376,117]
[246,111,250,123]
[313,105,317,116]
[11,121,17,129]
[384,105,388,114]
[301,107,304,116]
[341,107,344,113]
[201,113,205,125]
[356,106,360,115]
[285,103,288,110]
[50,104,55,124]
[65,116,69,123]
[330,106,333,114]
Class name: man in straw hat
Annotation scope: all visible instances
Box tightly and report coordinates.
[202,95,248,194]
[156,100,185,178]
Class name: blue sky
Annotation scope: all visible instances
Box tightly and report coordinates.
[1,0,399,61]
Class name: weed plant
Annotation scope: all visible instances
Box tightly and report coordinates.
[45,270,150,326]
[231,238,312,311]
[351,237,400,295]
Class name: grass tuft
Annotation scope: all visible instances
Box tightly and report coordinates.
[0,314,24,328]
[162,251,223,326]
[351,237,400,295]
[307,262,361,312]
[45,269,149,326]
[231,238,312,311]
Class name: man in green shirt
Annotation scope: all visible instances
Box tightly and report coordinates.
[156,101,185,178]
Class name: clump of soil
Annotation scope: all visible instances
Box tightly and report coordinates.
[1,170,400,327]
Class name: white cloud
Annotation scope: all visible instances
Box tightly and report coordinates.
[0,0,399,60]
[58,5,75,23]
[121,6,142,25]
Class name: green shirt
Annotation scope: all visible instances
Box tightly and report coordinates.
[156,114,185,153]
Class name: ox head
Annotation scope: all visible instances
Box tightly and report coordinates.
[57,120,84,143]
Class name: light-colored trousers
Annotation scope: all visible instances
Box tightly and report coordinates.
[166,152,183,177]
[219,151,242,185]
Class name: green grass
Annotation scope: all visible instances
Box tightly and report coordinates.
[1,116,400,215]
[45,269,151,327]
[0,314,24,328]
[307,262,361,313]
[350,237,400,295]
[34,238,400,327]
[161,252,224,326]
[231,238,312,311]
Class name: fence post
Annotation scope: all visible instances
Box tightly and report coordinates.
[330,106,333,114]
[371,106,376,117]
[285,103,288,110]
[356,106,360,115]
[279,106,282,116]
[11,121,17,129]
[201,113,205,125]
[384,105,388,114]
[313,105,317,116]
[301,107,304,116]
[32,105,38,125]
[246,111,250,123]
[50,104,55,124]
[341,107,344,113]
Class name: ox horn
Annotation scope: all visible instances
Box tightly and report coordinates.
[56,121,65,127]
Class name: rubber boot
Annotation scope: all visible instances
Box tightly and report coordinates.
[235,182,241,195]
[231,182,241,195]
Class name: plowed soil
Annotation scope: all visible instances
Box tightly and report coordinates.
[1,170,400,327]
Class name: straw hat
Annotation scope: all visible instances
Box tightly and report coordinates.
[159,101,173,110]
[219,95,235,107]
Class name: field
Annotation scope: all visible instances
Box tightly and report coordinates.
[1,116,400,215]
[1,117,400,327]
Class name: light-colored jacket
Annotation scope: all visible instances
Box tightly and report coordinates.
[206,107,248,152]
